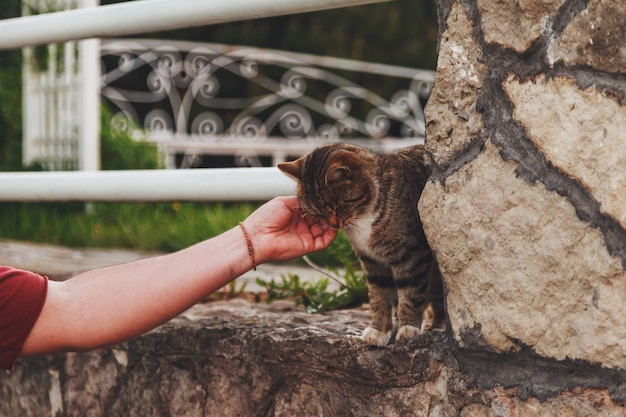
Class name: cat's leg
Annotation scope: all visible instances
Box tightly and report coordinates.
[360,258,395,347]
[393,246,442,341]
[395,284,425,341]
[396,270,446,338]
[394,259,432,340]
[362,283,395,347]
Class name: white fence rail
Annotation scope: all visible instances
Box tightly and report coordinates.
[0,168,295,202]
[0,0,390,50]
[0,0,406,202]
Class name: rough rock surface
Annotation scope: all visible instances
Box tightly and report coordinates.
[3,300,626,417]
[503,74,626,229]
[478,0,566,52]
[421,141,626,367]
[425,1,485,166]
[420,0,626,371]
[546,0,626,74]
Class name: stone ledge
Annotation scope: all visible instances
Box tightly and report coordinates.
[2,299,626,416]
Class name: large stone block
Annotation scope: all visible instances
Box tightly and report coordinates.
[420,141,626,368]
[422,0,626,372]
[3,300,626,416]
[503,74,626,229]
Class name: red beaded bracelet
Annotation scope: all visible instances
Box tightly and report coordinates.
[238,222,257,271]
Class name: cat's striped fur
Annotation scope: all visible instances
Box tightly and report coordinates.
[278,143,444,346]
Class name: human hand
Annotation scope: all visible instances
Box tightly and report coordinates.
[241,196,337,264]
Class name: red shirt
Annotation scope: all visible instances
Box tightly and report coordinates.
[0,266,48,371]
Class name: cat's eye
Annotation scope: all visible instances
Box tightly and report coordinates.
[344,196,364,204]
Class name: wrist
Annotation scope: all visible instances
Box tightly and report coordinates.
[238,221,257,271]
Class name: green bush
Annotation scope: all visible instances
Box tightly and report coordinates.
[0,50,23,172]
[100,106,163,170]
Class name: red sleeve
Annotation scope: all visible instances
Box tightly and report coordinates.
[0,266,48,371]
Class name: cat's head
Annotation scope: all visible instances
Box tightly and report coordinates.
[278,144,379,229]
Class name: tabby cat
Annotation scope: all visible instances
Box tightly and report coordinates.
[278,143,444,346]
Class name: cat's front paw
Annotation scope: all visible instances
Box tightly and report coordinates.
[396,325,421,342]
[362,327,391,347]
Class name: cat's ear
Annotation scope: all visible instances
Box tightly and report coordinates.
[325,150,361,185]
[326,163,352,185]
[277,158,304,181]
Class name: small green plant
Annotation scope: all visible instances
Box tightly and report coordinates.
[256,269,367,314]
[204,279,249,303]
[257,232,368,313]
[256,274,327,313]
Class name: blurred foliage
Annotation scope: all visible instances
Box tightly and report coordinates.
[0,50,22,171]
[257,274,340,313]
[100,105,163,170]
[0,2,22,170]
[0,0,22,170]
[0,201,259,252]
[255,267,368,311]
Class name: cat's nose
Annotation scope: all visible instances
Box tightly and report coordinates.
[327,213,341,229]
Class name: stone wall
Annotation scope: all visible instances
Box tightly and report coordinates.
[3,301,626,417]
[420,0,626,370]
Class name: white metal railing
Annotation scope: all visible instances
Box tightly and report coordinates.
[21,0,100,171]
[0,168,295,202]
[0,0,391,50]
[101,39,433,168]
[0,0,407,202]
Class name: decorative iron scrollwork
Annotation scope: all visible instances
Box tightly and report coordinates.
[101,39,434,167]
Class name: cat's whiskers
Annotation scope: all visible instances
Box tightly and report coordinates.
[292,206,307,216]
[344,216,373,235]
[317,222,331,231]
[343,219,356,233]
[291,203,315,220]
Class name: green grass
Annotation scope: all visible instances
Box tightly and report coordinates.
[0,201,353,264]
[0,202,258,252]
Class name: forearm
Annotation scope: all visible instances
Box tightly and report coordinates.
[21,226,252,355]
[19,196,336,357]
